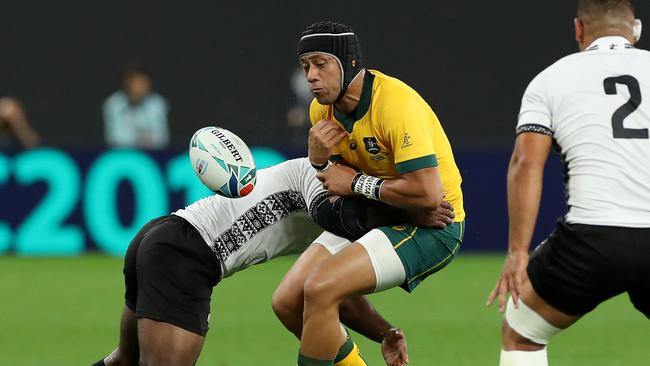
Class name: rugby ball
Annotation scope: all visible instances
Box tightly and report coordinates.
[189,126,257,198]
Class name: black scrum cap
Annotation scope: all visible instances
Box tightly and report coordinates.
[297,21,364,99]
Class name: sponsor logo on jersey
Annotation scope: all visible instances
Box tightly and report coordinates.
[363,137,380,154]
[401,133,412,148]
[370,153,387,162]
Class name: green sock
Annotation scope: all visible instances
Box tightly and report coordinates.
[334,335,354,363]
[298,352,335,366]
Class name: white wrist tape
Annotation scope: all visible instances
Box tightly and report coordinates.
[351,173,384,200]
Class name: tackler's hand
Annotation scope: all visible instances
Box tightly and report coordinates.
[405,200,455,228]
[315,163,357,196]
[381,328,409,366]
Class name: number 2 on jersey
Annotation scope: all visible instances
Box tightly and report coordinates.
[603,75,649,139]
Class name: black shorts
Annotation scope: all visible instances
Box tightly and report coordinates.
[124,215,222,336]
[528,219,650,317]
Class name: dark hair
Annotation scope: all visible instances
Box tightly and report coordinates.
[122,61,151,80]
[577,0,635,19]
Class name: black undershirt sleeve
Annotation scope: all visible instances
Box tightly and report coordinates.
[309,194,401,240]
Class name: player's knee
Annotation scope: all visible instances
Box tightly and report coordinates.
[271,288,302,320]
[503,297,561,350]
[303,272,340,308]
[502,319,544,351]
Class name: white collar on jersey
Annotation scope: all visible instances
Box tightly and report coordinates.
[585,36,634,51]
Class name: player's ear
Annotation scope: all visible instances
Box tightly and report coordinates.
[633,19,642,43]
[574,18,585,48]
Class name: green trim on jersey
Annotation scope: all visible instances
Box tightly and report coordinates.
[333,71,375,133]
[378,221,464,292]
[395,154,438,174]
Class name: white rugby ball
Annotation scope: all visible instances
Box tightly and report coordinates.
[189,126,256,198]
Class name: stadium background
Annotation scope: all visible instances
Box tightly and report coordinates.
[0,1,648,365]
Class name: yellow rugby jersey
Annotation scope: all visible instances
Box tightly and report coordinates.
[310,70,465,222]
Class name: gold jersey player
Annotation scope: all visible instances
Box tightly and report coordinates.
[274,21,466,366]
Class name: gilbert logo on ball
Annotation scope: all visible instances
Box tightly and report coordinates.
[189,126,257,198]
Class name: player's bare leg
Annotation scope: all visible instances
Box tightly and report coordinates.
[137,318,205,366]
[299,243,376,364]
[97,306,139,366]
[500,276,580,366]
[275,241,408,365]
[272,243,333,338]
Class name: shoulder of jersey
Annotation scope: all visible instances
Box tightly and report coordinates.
[547,47,650,72]
[528,51,597,82]
[369,69,424,103]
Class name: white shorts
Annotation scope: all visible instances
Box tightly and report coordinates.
[313,230,406,292]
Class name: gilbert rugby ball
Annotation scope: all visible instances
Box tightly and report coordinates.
[189,126,256,198]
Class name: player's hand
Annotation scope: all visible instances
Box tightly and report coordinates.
[486,250,530,312]
[381,328,409,366]
[308,119,346,165]
[315,163,357,196]
[405,200,455,228]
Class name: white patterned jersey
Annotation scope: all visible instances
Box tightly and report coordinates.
[173,158,325,278]
[517,36,650,227]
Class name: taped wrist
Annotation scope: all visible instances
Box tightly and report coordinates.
[351,173,383,200]
[310,159,331,171]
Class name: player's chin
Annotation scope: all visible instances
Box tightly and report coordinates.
[314,93,336,105]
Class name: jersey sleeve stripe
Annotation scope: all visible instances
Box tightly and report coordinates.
[395,154,438,174]
[516,123,553,136]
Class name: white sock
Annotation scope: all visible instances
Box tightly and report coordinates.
[499,348,548,366]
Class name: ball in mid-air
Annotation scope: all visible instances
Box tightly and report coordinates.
[189,126,256,198]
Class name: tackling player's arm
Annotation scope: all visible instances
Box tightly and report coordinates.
[315,164,441,209]
[487,132,552,312]
[340,296,409,365]
[311,193,455,240]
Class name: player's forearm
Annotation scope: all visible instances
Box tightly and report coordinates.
[378,178,442,210]
[339,295,393,343]
[507,156,544,253]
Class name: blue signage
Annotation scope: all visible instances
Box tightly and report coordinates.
[0,147,287,256]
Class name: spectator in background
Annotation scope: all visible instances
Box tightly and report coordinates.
[286,66,314,150]
[103,66,169,149]
[0,97,40,150]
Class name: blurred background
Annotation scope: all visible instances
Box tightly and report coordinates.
[1,1,648,365]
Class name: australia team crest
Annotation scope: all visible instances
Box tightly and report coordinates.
[363,137,380,154]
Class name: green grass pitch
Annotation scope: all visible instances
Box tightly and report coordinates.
[0,254,647,365]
